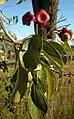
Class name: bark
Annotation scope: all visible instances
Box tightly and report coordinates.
[32,0,59,40]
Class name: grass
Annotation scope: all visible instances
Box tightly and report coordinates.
[0,70,5,77]
[0,60,74,119]
[44,60,74,119]
[0,64,31,119]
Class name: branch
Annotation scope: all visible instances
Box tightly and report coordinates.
[0,8,10,21]
[56,14,67,24]
[56,24,71,30]
[0,17,20,45]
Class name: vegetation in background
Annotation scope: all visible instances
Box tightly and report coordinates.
[0,0,74,119]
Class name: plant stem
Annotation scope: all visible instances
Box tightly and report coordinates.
[0,17,20,45]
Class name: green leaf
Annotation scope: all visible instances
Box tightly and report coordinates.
[12,60,28,103]
[28,94,43,119]
[20,35,33,51]
[45,68,54,99]
[21,35,33,43]
[38,78,47,93]
[28,35,42,51]
[23,35,42,71]
[40,55,50,66]
[49,41,68,64]
[43,40,61,59]
[42,50,63,74]
[43,40,64,67]
[19,51,26,69]
[11,65,18,83]
[37,65,47,80]
[16,0,25,5]
[64,41,73,62]
[0,0,8,4]
[49,41,66,54]
[37,65,47,93]
[31,82,47,113]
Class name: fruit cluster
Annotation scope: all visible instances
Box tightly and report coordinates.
[58,27,73,41]
[22,9,50,26]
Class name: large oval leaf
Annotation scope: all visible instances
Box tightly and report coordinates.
[45,68,55,99]
[31,82,47,113]
[11,66,18,83]
[28,94,43,119]
[49,41,68,64]
[37,65,47,93]
[64,41,73,62]
[42,51,63,74]
[49,41,66,54]
[12,60,28,103]
[20,35,33,51]
[43,40,64,67]
[23,35,42,71]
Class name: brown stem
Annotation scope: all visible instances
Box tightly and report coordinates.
[36,23,38,34]
[0,17,20,45]
[0,8,10,21]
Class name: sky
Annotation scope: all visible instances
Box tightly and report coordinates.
[58,0,74,31]
[0,0,74,42]
[0,0,34,39]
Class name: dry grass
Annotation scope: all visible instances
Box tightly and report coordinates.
[45,61,74,119]
[64,61,74,73]
[0,61,74,119]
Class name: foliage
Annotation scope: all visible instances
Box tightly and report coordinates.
[10,34,72,118]
[0,31,72,119]
[0,70,31,119]
[0,1,73,119]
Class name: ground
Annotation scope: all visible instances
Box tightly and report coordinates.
[0,61,74,119]
[45,60,74,119]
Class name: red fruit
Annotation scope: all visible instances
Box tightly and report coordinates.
[36,9,50,25]
[22,12,35,26]
[67,30,73,39]
[24,20,31,26]
[62,27,68,33]
[59,27,73,41]
[62,32,70,41]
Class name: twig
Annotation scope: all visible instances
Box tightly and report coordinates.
[56,18,67,24]
[0,17,20,45]
[0,38,12,43]
[56,14,67,24]
[36,23,38,34]
[0,8,10,21]
[56,24,71,30]
[1,17,12,26]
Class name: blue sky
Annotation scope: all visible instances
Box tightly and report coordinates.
[0,0,34,39]
[58,0,74,32]
[0,0,74,40]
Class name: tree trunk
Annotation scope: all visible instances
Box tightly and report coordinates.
[32,0,59,40]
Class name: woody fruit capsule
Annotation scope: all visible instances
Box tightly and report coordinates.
[58,27,73,41]
[62,32,70,41]
[22,12,35,26]
[36,9,50,25]
[22,9,50,26]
